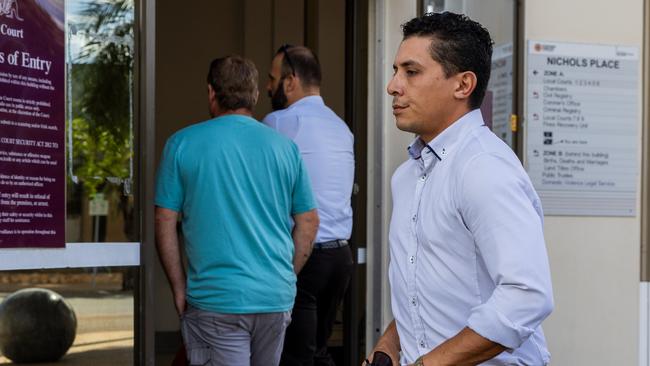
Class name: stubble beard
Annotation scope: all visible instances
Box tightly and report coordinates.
[269,81,288,111]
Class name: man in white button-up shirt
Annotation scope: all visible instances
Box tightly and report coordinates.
[264,45,355,366]
[366,12,553,366]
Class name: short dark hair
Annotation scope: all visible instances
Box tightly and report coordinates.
[401,12,493,109]
[206,55,259,111]
[276,45,322,88]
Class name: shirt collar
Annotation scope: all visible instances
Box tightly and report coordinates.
[407,109,485,161]
[287,95,324,111]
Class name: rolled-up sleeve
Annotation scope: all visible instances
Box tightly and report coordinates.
[459,152,554,349]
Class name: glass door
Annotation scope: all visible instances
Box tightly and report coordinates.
[0,0,139,364]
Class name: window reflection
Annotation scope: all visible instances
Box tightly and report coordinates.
[65,0,135,243]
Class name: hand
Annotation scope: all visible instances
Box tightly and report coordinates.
[406,356,426,366]
[367,320,401,365]
[363,349,399,366]
[174,292,186,317]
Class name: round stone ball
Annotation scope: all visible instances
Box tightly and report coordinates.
[0,288,77,363]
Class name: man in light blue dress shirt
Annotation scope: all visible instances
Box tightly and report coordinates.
[366,13,554,366]
[263,45,355,366]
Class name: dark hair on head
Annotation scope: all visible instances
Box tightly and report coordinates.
[206,55,259,111]
[276,45,322,88]
[401,12,493,109]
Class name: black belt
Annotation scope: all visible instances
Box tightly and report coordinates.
[313,239,348,250]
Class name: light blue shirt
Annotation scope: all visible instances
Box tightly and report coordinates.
[263,96,354,242]
[155,114,316,314]
[388,110,554,365]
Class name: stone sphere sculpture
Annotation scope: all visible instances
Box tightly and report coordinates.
[0,288,77,363]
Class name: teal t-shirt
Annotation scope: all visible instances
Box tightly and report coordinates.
[155,114,316,314]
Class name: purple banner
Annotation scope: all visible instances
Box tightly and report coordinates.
[0,0,65,248]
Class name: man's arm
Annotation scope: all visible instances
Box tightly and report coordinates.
[365,320,401,366]
[417,327,505,366]
[291,209,319,274]
[432,153,553,365]
[154,206,186,316]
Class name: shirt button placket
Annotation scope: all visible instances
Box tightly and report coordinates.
[408,156,428,344]
[410,151,434,355]
[414,154,433,354]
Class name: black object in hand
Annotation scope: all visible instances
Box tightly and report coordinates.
[368,351,393,366]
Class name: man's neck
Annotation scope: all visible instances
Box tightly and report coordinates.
[213,108,253,118]
[419,106,474,143]
[286,89,320,107]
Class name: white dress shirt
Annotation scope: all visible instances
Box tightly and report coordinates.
[263,96,354,243]
[388,109,554,365]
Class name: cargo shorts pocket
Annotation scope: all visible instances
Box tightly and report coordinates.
[265,310,292,339]
[186,345,211,366]
[180,307,211,365]
[278,311,291,336]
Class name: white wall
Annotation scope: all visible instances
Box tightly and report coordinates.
[365,0,416,348]
[525,1,644,365]
[464,0,514,46]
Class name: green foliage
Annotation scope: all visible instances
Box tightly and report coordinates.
[69,117,131,197]
[67,0,134,198]
[76,0,133,140]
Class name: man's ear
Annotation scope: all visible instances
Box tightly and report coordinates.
[453,71,477,101]
[253,89,259,105]
[207,84,216,101]
[284,74,298,94]
[207,84,219,115]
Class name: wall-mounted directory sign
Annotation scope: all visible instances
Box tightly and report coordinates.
[487,42,514,148]
[0,1,65,247]
[526,40,639,216]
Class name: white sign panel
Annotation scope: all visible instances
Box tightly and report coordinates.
[89,193,109,216]
[526,41,639,216]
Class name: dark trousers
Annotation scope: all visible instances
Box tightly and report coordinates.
[280,245,354,366]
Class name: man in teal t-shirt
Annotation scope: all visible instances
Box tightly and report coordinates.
[155,55,319,366]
